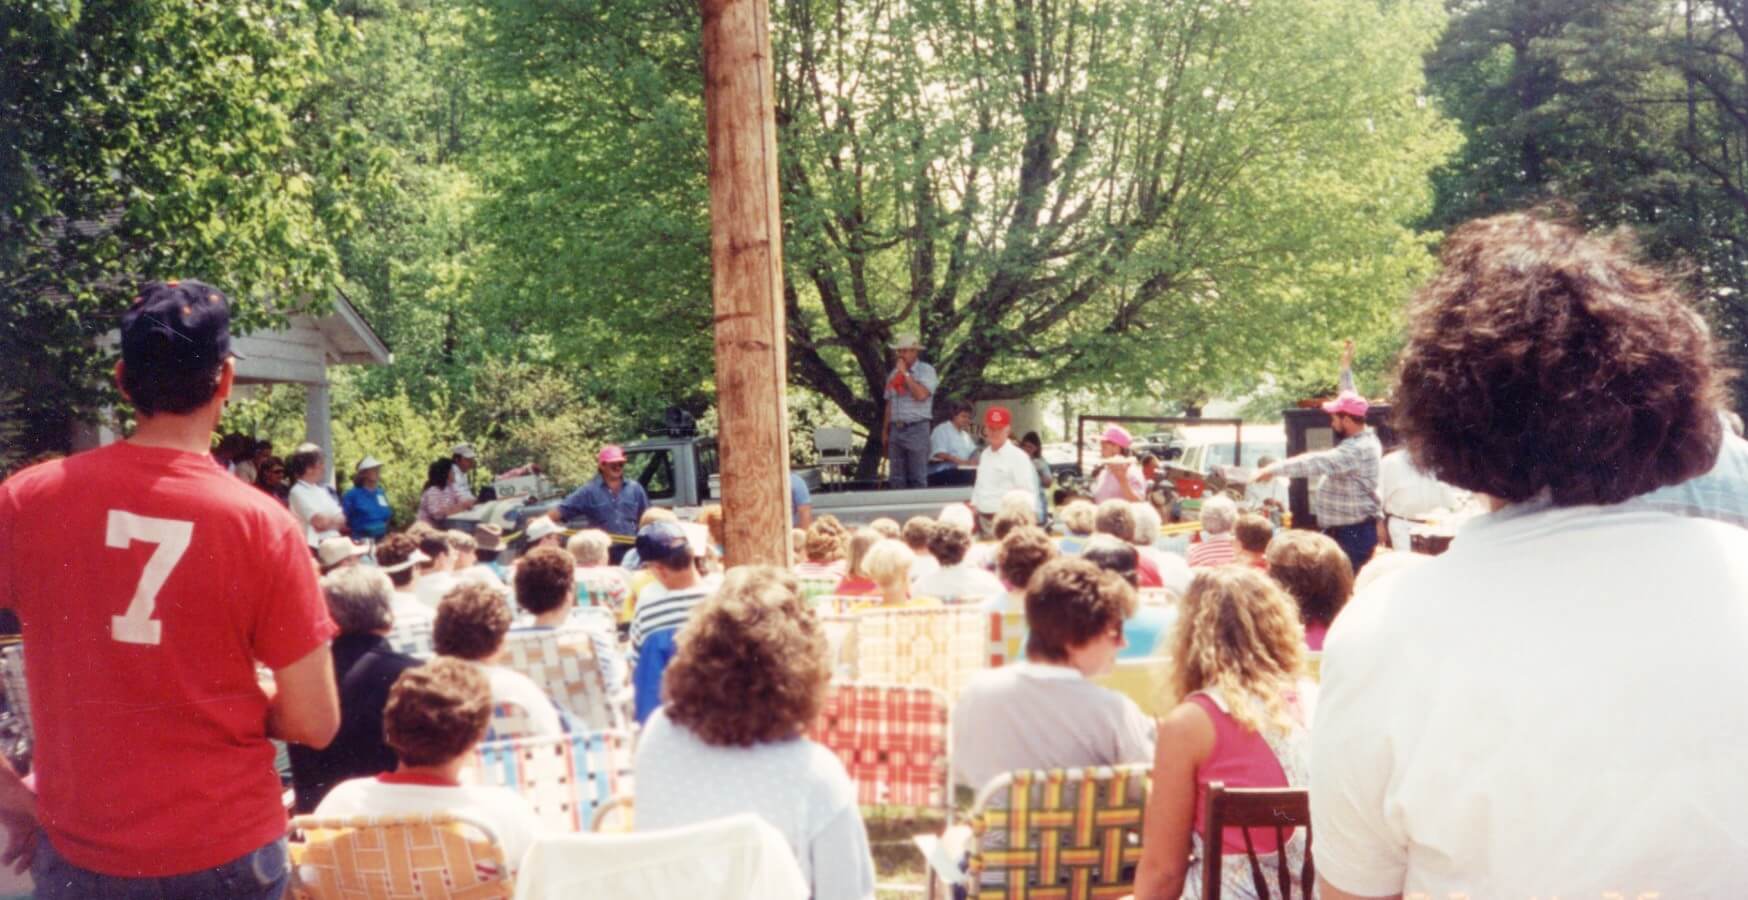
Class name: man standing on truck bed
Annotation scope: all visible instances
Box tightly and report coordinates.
[551,445,649,564]
[1253,340,1382,572]
[881,333,938,489]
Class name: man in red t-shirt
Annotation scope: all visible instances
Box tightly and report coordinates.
[0,280,340,898]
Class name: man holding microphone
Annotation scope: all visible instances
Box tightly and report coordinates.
[881,333,938,489]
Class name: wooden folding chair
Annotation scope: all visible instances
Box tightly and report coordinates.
[472,731,634,834]
[1199,783,1314,900]
[288,811,512,899]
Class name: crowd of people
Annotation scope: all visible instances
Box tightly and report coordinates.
[3,211,1748,899]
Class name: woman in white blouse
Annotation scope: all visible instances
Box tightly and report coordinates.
[286,443,346,549]
[634,566,877,900]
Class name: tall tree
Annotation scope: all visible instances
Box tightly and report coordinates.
[1,0,355,464]
[472,0,1455,469]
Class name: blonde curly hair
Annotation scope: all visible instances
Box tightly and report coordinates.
[1169,566,1306,736]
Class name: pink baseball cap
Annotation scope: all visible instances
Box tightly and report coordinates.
[598,445,627,464]
[1100,424,1133,449]
[1321,391,1370,418]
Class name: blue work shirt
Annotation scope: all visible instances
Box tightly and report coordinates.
[556,475,650,537]
[790,473,811,526]
[341,485,393,539]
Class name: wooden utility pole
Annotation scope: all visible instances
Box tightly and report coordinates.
[701,0,792,567]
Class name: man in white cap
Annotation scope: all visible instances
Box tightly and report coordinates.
[1254,340,1381,570]
[881,333,939,488]
[449,442,479,505]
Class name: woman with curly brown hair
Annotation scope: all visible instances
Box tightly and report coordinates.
[1133,567,1311,900]
[1262,529,1352,650]
[1313,213,1748,899]
[633,566,876,900]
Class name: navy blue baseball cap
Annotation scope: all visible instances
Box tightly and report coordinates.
[120,279,243,374]
[634,520,693,567]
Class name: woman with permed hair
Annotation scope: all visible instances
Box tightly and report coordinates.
[1312,213,1748,897]
[1262,529,1352,651]
[632,566,876,900]
[1133,567,1311,899]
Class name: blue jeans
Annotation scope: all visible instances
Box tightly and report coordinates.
[1325,519,1379,574]
[33,834,289,900]
[888,420,931,488]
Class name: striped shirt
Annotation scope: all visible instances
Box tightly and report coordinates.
[626,586,711,670]
[1186,534,1237,568]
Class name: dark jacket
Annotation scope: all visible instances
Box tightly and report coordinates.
[288,633,422,813]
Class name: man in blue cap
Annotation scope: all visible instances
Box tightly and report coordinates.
[0,280,340,896]
[625,520,711,723]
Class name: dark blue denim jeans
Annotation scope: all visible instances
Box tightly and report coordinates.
[1326,519,1379,574]
[33,834,288,900]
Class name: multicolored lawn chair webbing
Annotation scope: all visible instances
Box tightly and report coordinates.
[486,701,542,742]
[472,730,634,834]
[499,630,618,730]
[852,606,987,698]
[820,612,860,678]
[0,644,29,745]
[987,612,1027,668]
[798,575,841,602]
[288,812,512,899]
[1136,588,1174,607]
[966,766,1151,900]
[811,683,951,814]
[575,568,629,617]
[386,620,435,659]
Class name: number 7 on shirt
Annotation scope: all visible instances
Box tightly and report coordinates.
[106,510,193,646]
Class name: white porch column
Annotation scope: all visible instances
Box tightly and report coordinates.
[305,381,335,489]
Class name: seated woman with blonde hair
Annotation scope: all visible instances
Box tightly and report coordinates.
[634,566,877,900]
[854,538,942,610]
[834,527,883,597]
[1133,567,1313,900]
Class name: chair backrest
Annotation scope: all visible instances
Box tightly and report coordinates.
[498,630,617,731]
[1137,587,1175,607]
[288,811,512,900]
[814,427,855,461]
[487,700,543,742]
[472,731,634,834]
[810,682,951,816]
[851,606,986,698]
[0,644,30,746]
[510,813,806,900]
[796,574,841,602]
[386,620,435,659]
[967,765,1151,897]
[1199,783,1314,900]
[1091,655,1176,719]
[986,611,1027,668]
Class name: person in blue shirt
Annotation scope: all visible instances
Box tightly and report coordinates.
[790,472,812,528]
[551,445,650,564]
[342,456,394,540]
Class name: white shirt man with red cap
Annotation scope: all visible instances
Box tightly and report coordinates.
[1254,342,1382,571]
[972,407,1042,527]
[0,279,340,897]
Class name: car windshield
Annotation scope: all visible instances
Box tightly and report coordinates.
[1208,441,1287,469]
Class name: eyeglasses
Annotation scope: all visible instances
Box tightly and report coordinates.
[602,462,626,470]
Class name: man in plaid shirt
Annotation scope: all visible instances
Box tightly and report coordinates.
[1255,341,1382,571]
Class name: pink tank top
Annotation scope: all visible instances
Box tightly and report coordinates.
[1187,692,1293,854]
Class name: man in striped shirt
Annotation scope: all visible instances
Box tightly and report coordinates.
[627,521,712,723]
[1254,341,1382,572]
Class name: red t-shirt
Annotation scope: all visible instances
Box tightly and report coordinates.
[0,441,337,875]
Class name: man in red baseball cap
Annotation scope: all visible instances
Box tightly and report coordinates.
[970,405,1041,527]
[1254,339,1382,570]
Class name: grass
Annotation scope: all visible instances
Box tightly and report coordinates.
[867,810,944,898]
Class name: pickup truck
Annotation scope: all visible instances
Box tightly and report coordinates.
[445,433,976,536]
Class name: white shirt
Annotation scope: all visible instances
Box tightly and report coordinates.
[1311,501,1748,898]
[289,480,343,547]
[951,662,1156,791]
[929,421,977,464]
[473,661,566,738]
[314,776,542,874]
[912,563,1005,605]
[1377,449,1466,549]
[390,590,435,629]
[413,571,460,610]
[635,710,877,900]
[970,441,1039,515]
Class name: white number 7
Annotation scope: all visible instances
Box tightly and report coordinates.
[106,510,194,645]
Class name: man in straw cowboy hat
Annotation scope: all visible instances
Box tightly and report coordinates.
[880,333,939,489]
